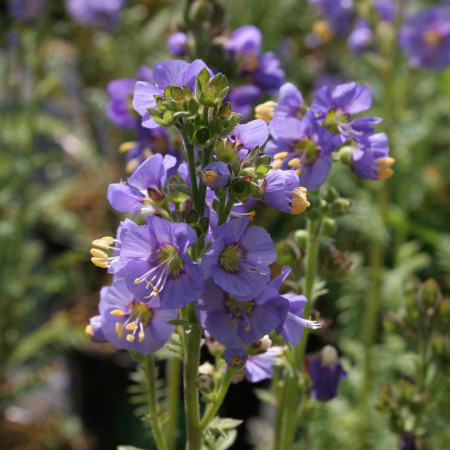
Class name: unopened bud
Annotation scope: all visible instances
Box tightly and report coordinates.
[197,374,215,393]
[198,361,215,377]
[252,335,272,354]
[330,198,351,217]
[322,217,337,236]
[293,229,308,249]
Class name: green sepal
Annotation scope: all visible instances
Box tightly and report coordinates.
[216,86,229,104]
[215,138,237,164]
[164,86,171,99]
[193,126,211,145]
[129,351,145,363]
[163,110,176,126]
[256,155,271,165]
[183,85,194,98]
[155,96,167,111]
[198,67,211,89]
[184,122,195,138]
[186,97,199,114]
[255,165,270,178]
[200,88,217,107]
[241,146,260,168]
[170,86,187,102]
[229,178,259,202]
[152,115,169,127]
[209,73,228,95]
[162,99,182,112]
[147,107,162,118]
[217,102,232,118]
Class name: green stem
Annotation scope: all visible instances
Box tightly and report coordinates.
[144,355,168,450]
[181,304,202,450]
[199,366,234,430]
[217,195,235,226]
[273,370,288,450]
[166,357,181,450]
[197,142,215,216]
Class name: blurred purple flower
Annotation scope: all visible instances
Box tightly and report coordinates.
[309,345,347,402]
[309,0,355,37]
[348,19,373,54]
[66,0,125,29]
[399,6,450,71]
[167,32,188,56]
[244,347,283,382]
[8,0,46,21]
[85,315,107,343]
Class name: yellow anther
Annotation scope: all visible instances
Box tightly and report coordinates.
[231,356,243,367]
[296,168,302,176]
[139,331,145,342]
[274,151,288,160]
[291,187,310,214]
[110,310,125,316]
[375,157,395,180]
[90,248,108,259]
[119,141,136,153]
[126,158,139,174]
[134,278,140,284]
[85,324,94,338]
[245,325,251,332]
[101,237,114,245]
[91,257,109,268]
[255,101,276,122]
[288,158,302,168]
[152,291,158,297]
[116,322,124,339]
[125,322,138,331]
[272,159,283,169]
[249,211,256,221]
[313,20,333,43]
[92,239,110,250]
[153,286,158,291]
[126,334,135,343]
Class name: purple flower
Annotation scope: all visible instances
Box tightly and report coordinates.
[195,277,289,348]
[227,25,262,60]
[374,0,396,23]
[309,0,355,37]
[309,345,347,402]
[261,169,310,215]
[273,83,304,120]
[229,85,262,119]
[107,153,178,216]
[310,82,382,145]
[8,0,46,21]
[352,132,394,180]
[348,19,373,54]
[229,119,269,159]
[85,315,107,343]
[120,216,203,309]
[253,51,285,94]
[201,217,276,300]
[66,0,125,29]
[167,32,188,56]
[107,66,153,130]
[202,161,231,190]
[400,434,417,450]
[132,59,213,129]
[224,347,248,369]
[98,278,176,354]
[266,112,336,191]
[399,6,450,71]
[244,347,283,382]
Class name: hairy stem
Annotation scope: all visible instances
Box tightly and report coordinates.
[166,357,181,450]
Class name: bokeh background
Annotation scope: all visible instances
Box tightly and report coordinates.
[1,0,449,448]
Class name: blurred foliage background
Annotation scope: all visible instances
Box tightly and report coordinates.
[0,0,449,448]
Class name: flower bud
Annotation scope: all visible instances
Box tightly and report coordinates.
[293,229,308,249]
[337,146,354,165]
[322,217,337,236]
[330,198,351,217]
[251,335,272,355]
[198,361,215,376]
[276,240,299,267]
[197,374,215,393]
[201,161,231,189]
[420,278,442,310]
[321,186,339,203]
[224,347,248,369]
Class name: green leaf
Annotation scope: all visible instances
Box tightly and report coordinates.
[169,184,192,195]
[167,319,190,326]
[217,102,232,118]
[255,165,270,178]
[198,68,211,88]
[207,417,243,431]
[209,73,228,95]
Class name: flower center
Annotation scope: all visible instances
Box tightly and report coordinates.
[158,245,184,276]
[110,301,153,344]
[424,29,443,47]
[295,138,320,164]
[219,244,243,272]
[323,109,349,135]
[225,296,254,318]
[131,301,152,326]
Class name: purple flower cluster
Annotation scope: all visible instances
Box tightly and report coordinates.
[8,0,46,21]
[66,0,125,29]
[264,81,392,188]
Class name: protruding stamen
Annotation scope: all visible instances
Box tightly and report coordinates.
[291,187,310,214]
[245,325,250,332]
[296,168,302,176]
[91,257,109,268]
[90,248,108,259]
[125,322,138,331]
[274,151,288,160]
[126,334,135,343]
[375,157,395,180]
[116,322,124,339]
[85,324,94,338]
[255,101,276,122]
[119,141,136,153]
[92,239,110,250]
[272,159,283,169]
[288,158,302,168]
[138,331,145,342]
[111,310,125,316]
[249,211,256,221]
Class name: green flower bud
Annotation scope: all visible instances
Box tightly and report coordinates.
[307,207,321,221]
[229,177,259,202]
[276,240,300,266]
[338,146,354,165]
[330,198,351,217]
[322,217,337,236]
[293,229,308,249]
[321,186,339,202]
[197,374,215,394]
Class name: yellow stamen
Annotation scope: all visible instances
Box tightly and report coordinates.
[92,239,110,249]
[125,322,138,331]
[91,257,108,268]
[126,158,139,174]
[288,158,302,168]
[126,334,135,343]
[296,168,302,176]
[245,325,250,332]
[249,211,256,221]
[134,278,140,284]
[272,159,283,169]
[119,141,136,153]
[139,331,145,342]
[116,322,124,339]
[375,157,395,180]
[85,324,94,338]
[291,187,310,214]
[202,169,219,186]
[111,310,125,316]
[274,151,288,160]
[90,248,108,258]
[232,356,243,367]
[313,20,333,43]
[254,100,276,122]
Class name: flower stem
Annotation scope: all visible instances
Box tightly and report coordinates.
[197,142,215,216]
[144,354,168,450]
[166,356,181,450]
[181,304,202,450]
[217,195,235,226]
[199,366,234,430]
